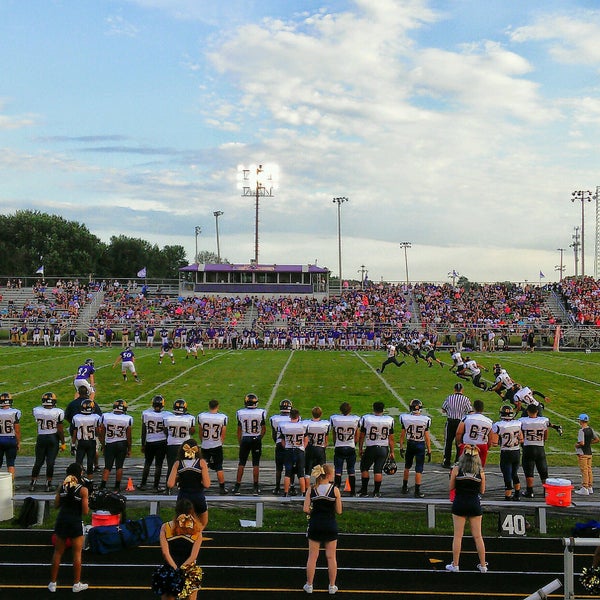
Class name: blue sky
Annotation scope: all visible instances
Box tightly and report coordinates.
[2,0,600,283]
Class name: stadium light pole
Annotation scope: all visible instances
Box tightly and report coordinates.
[570,226,580,279]
[213,210,223,263]
[400,241,411,285]
[358,264,366,290]
[333,197,349,286]
[194,226,202,264]
[237,164,278,264]
[572,190,592,282]
[556,248,565,282]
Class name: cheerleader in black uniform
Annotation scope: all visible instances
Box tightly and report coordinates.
[153,498,203,600]
[303,464,342,594]
[446,445,488,573]
[167,439,210,531]
[48,462,89,593]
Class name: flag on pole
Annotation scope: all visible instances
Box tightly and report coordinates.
[35,266,44,275]
[137,267,147,278]
[539,271,545,278]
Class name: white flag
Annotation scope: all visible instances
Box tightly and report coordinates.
[35,266,44,275]
[137,267,147,278]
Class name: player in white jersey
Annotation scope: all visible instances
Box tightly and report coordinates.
[139,395,170,492]
[377,344,405,374]
[270,399,292,496]
[233,394,267,496]
[164,399,196,480]
[449,349,465,373]
[490,405,523,500]
[303,407,330,486]
[455,399,493,466]
[458,357,488,390]
[519,403,549,498]
[71,399,101,479]
[278,409,308,496]
[358,402,395,497]
[329,402,360,495]
[197,399,229,495]
[0,393,21,481]
[98,399,133,492]
[399,399,431,498]
[30,392,65,492]
[488,364,514,399]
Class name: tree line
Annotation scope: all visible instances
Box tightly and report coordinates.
[0,210,189,279]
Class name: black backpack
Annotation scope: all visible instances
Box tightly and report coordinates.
[14,497,39,528]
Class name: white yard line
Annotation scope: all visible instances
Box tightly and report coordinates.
[264,350,295,415]
[354,352,442,450]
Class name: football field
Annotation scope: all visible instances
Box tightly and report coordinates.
[2,345,599,465]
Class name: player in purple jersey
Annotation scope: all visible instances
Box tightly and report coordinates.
[112,344,141,382]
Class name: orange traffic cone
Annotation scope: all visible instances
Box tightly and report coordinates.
[344,478,351,492]
[125,477,135,492]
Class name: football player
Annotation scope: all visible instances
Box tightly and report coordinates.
[233,394,266,496]
[520,403,549,498]
[376,343,405,374]
[139,395,170,492]
[269,399,292,495]
[0,393,21,481]
[71,399,101,480]
[488,364,514,399]
[29,392,66,492]
[455,399,493,466]
[73,358,96,400]
[303,407,330,488]
[358,401,395,498]
[329,402,360,495]
[197,399,229,495]
[158,339,175,365]
[164,399,196,481]
[112,344,141,382]
[278,408,308,496]
[490,405,523,500]
[399,399,431,498]
[98,399,133,492]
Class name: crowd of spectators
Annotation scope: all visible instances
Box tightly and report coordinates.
[1,278,599,345]
[558,277,600,326]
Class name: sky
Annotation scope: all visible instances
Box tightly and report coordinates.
[2,0,600,284]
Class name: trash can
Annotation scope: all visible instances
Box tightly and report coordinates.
[0,472,14,521]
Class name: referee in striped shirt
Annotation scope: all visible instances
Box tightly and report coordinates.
[441,383,473,468]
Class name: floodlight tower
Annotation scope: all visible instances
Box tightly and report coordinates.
[213,210,223,263]
[571,190,592,282]
[332,197,349,285]
[594,186,600,279]
[399,242,411,285]
[194,226,202,264]
[237,164,278,264]
[571,226,580,279]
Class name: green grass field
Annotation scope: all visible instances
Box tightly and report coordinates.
[2,344,599,466]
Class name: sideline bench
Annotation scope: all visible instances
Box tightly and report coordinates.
[14,493,600,532]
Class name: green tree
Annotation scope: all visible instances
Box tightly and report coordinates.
[0,210,103,276]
